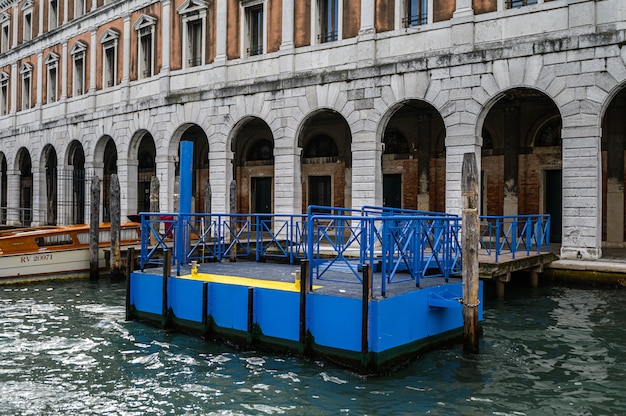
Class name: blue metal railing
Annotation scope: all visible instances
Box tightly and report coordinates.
[137,208,549,293]
[479,214,551,262]
[305,206,462,293]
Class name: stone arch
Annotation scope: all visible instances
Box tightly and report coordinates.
[93,135,118,222]
[15,147,33,226]
[477,87,563,242]
[167,123,210,213]
[41,144,58,225]
[601,83,626,246]
[65,140,87,224]
[297,108,352,211]
[230,116,274,215]
[128,129,157,214]
[377,99,446,212]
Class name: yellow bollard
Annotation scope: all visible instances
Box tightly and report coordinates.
[291,270,301,290]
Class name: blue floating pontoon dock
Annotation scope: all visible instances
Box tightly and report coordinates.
[126,142,483,374]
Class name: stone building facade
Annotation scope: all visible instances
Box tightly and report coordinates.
[0,0,625,261]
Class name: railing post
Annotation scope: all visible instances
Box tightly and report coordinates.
[495,218,501,263]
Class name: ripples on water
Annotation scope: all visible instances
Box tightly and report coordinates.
[1,280,625,415]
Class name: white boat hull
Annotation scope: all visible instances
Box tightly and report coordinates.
[0,247,132,284]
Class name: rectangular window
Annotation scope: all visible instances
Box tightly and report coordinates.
[403,0,427,27]
[138,29,153,77]
[47,66,57,103]
[246,4,263,56]
[22,74,31,110]
[187,20,202,66]
[23,12,32,42]
[104,46,116,87]
[1,22,9,53]
[0,79,8,115]
[506,0,538,8]
[318,0,338,43]
[73,55,84,95]
[49,0,58,30]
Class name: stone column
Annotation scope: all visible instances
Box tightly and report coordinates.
[126,159,138,215]
[89,30,97,92]
[116,158,131,219]
[359,0,375,35]
[274,139,301,215]
[351,117,383,210]
[36,52,43,107]
[10,62,17,114]
[122,15,131,84]
[560,123,602,260]
[7,172,20,225]
[122,15,131,102]
[605,104,624,244]
[160,0,171,95]
[417,113,432,211]
[280,0,294,49]
[445,132,481,217]
[155,153,170,212]
[11,4,17,48]
[61,41,68,100]
[453,0,473,18]
[279,0,294,75]
[209,147,231,214]
[31,165,42,226]
[214,0,227,65]
[503,106,519,217]
[38,0,44,37]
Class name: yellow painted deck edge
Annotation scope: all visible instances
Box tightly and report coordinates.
[180,273,321,292]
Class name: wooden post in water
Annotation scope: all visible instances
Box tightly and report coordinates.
[89,175,100,281]
[229,179,237,262]
[462,152,480,354]
[109,174,122,280]
[149,176,160,246]
[125,247,135,321]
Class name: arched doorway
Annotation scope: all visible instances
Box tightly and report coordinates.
[381,101,446,211]
[481,88,562,242]
[177,125,209,213]
[102,139,117,222]
[298,110,352,211]
[136,133,156,213]
[17,148,33,226]
[67,140,86,224]
[43,145,58,225]
[232,117,274,216]
[602,87,626,246]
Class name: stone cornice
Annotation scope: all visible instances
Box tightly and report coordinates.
[0,0,16,13]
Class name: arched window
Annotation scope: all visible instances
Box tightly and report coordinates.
[303,135,338,158]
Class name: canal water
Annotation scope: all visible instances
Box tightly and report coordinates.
[1,279,625,415]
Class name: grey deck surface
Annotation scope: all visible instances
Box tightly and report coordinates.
[142,259,461,300]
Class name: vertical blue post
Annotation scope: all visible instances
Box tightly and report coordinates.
[178,141,194,267]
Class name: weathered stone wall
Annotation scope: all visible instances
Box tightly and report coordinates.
[0,0,625,260]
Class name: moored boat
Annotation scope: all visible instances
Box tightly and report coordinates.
[0,222,141,284]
